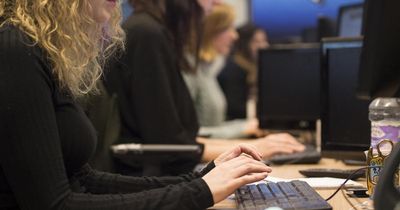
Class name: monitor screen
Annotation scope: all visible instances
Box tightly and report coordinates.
[337,3,364,37]
[257,45,320,130]
[321,38,370,160]
[357,0,400,99]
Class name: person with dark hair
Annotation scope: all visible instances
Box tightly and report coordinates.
[106,0,304,176]
[218,24,270,120]
[0,0,272,209]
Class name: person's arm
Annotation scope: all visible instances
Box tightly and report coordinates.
[198,133,306,162]
[78,162,215,194]
[0,36,212,210]
[81,145,273,206]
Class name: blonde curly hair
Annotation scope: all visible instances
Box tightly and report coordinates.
[0,0,125,97]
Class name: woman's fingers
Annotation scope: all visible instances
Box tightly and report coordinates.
[225,155,263,168]
[234,172,270,187]
[231,161,271,178]
[225,144,263,161]
[202,157,272,203]
[224,156,271,178]
[215,144,263,166]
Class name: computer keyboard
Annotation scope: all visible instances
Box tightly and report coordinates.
[298,168,366,180]
[235,180,332,210]
[266,145,321,165]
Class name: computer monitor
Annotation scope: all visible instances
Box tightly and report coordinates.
[257,44,320,130]
[355,1,400,208]
[321,37,370,161]
[357,0,400,99]
[337,3,364,37]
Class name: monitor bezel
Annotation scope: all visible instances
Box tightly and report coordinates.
[257,43,320,130]
[320,37,370,160]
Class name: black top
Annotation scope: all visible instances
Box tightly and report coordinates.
[0,25,214,210]
[218,57,249,120]
[106,12,202,174]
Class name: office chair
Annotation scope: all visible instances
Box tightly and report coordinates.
[83,81,202,176]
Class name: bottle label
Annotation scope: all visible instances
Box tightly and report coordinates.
[371,121,400,148]
[366,148,383,196]
[366,140,399,197]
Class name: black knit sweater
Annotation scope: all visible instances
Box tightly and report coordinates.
[105,12,202,175]
[0,24,214,210]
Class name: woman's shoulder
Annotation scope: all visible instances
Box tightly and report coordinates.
[0,24,47,63]
[0,24,54,85]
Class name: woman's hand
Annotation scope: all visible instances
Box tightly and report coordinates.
[202,155,272,203]
[252,133,306,158]
[214,144,263,166]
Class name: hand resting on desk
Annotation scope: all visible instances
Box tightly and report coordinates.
[202,144,272,203]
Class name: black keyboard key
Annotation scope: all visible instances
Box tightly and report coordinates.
[258,183,275,200]
[249,185,264,201]
[277,182,297,197]
[268,182,285,198]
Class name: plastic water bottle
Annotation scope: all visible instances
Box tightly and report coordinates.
[369,97,400,150]
[367,97,400,195]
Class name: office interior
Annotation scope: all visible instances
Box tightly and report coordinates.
[118,0,399,209]
[2,0,400,209]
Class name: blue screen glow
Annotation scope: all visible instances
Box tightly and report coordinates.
[122,0,133,21]
[252,0,363,42]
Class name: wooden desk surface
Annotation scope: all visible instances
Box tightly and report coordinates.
[210,158,372,210]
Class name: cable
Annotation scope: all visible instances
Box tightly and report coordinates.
[325,166,381,201]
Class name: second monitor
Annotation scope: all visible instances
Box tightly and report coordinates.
[257,44,320,130]
[321,37,370,161]
[337,3,364,37]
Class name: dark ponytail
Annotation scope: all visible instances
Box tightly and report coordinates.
[132,0,204,72]
[164,0,203,72]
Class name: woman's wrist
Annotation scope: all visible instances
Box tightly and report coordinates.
[199,161,216,176]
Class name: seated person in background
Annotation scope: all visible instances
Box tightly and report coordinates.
[0,0,272,209]
[218,24,270,120]
[106,0,305,176]
[182,4,265,139]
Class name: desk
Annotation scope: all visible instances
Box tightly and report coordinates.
[210,158,371,210]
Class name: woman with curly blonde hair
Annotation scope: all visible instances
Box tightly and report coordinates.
[0,0,272,209]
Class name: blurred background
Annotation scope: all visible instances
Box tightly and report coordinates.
[122,0,364,43]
